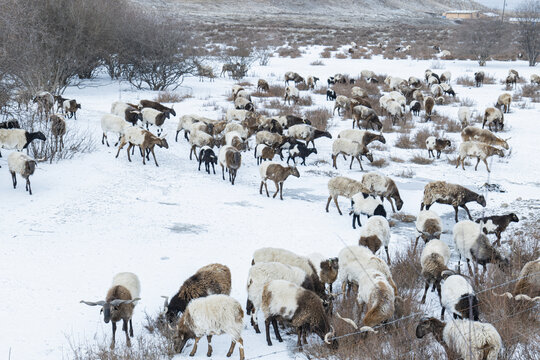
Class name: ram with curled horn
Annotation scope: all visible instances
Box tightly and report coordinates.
[492,259,539,302]
[80,272,141,349]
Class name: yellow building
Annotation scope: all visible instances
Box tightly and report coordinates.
[443,10,481,19]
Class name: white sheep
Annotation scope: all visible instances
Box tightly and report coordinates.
[386,100,403,125]
[427,76,439,86]
[173,294,245,360]
[7,152,37,195]
[234,96,254,111]
[326,176,370,215]
[101,114,130,147]
[361,172,403,213]
[287,124,331,148]
[384,76,406,90]
[440,71,451,83]
[141,107,167,136]
[284,85,299,105]
[189,130,215,160]
[225,131,247,151]
[361,70,376,80]
[331,138,373,171]
[430,84,443,97]
[482,107,504,132]
[0,129,46,157]
[389,91,406,110]
[415,210,443,251]
[252,247,316,278]
[226,109,250,122]
[531,74,540,85]
[218,145,242,185]
[358,216,391,263]
[351,86,368,98]
[425,136,451,159]
[441,274,479,320]
[350,192,387,229]
[419,239,449,303]
[458,107,475,128]
[456,141,505,173]
[224,123,249,139]
[333,95,350,116]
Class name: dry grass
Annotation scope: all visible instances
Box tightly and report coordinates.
[456,75,475,87]
[320,49,331,58]
[310,60,325,66]
[431,113,461,133]
[483,74,497,85]
[396,168,415,178]
[296,95,314,107]
[391,213,416,223]
[390,156,405,163]
[335,52,348,59]
[153,91,190,103]
[276,46,302,58]
[370,158,388,168]
[459,97,476,107]
[518,84,540,102]
[266,99,296,114]
[410,154,434,164]
[305,107,331,130]
[412,128,438,149]
[394,134,414,149]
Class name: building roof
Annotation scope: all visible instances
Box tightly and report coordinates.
[443,10,480,14]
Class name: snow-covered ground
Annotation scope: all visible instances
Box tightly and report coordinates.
[1,47,538,359]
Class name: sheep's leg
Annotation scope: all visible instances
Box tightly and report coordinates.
[325,196,332,212]
[263,180,269,196]
[259,181,264,195]
[123,319,131,347]
[61,137,64,150]
[126,144,133,162]
[385,246,390,264]
[413,235,420,253]
[437,150,441,159]
[189,337,200,356]
[129,319,133,337]
[211,163,216,175]
[334,197,343,215]
[189,145,194,160]
[198,157,203,171]
[110,322,117,349]
[388,196,396,212]
[140,146,146,165]
[420,281,430,304]
[461,204,473,220]
[150,148,159,167]
[466,259,474,277]
[474,157,481,171]
[357,156,364,171]
[231,169,236,185]
[10,172,16,189]
[483,158,490,172]
[206,335,213,357]
[440,306,445,320]
[271,317,283,342]
[102,133,108,146]
[115,139,126,158]
[296,327,303,350]
[221,165,225,180]
[332,155,337,169]
[453,206,459,222]
[495,232,502,246]
[349,156,354,169]
[26,178,32,195]
[279,182,284,200]
[272,181,280,199]
[226,339,236,357]
[264,318,273,346]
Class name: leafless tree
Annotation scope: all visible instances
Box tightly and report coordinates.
[515,0,539,66]
[458,20,509,66]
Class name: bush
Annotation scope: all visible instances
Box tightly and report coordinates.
[276,46,302,58]
[394,134,414,149]
[410,154,434,164]
[412,128,438,149]
[310,60,325,66]
[370,158,388,168]
[154,91,191,103]
[304,108,332,130]
[456,75,475,87]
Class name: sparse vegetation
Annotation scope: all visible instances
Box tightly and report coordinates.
[410,154,434,164]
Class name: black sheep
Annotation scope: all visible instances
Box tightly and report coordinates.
[287,142,317,166]
[198,147,217,174]
[475,213,519,246]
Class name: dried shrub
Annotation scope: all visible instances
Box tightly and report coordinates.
[410,154,434,165]
[394,134,414,149]
[276,46,302,58]
[412,128,438,149]
[370,158,388,168]
[396,168,415,178]
[484,74,497,84]
[310,60,325,66]
[314,86,328,95]
[335,52,348,59]
[459,97,476,107]
[431,113,461,133]
[390,156,405,163]
[518,84,540,102]
[236,81,252,86]
[304,107,331,130]
[320,49,331,58]
[266,99,296,113]
[153,91,190,103]
[296,95,313,107]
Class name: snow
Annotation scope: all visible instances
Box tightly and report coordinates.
[1,47,539,359]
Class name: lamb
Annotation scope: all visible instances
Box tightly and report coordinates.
[277,115,311,129]
[101,114,129,147]
[327,76,336,85]
[350,193,387,229]
[457,107,475,128]
[415,210,443,251]
[7,152,37,195]
[284,71,304,85]
[386,100,404,125]
[261,280,337,349]
[494,259,539,301]
[0,129,46,157]
[257,79,269,92]
[333,95,350,116]
[254,144,275,165]
[440,71,451,83]
[235,96,255,111]
[198,146,218,174]
[287,124,332,148]
[326,89,337,101]
[361,70,376,81]
[440,274,479,320]
[287,142,317,165]
[259,161,300,200]
[110,101,142,126]
[475,213,519,246]
[255,131,287,149]
[326,176,370,215]
[410,100,421,116]
[139,99,176,118]
[352,105,382,130]
[358,216,391,263]
[141,107,167,136]
[307,75,319,89]
[164,263,231,323]
[80,272,141,349]
[495,93,512,113]
[531,74,540,85]
[460,126,509,150]
[218,145,241,185]
[416,317,502,360]
[474,71,485,87]
[308,254,339,292]
[453,220,509,276]
[172,295,245,360]
[420,240,450,303]
[424,96,435,120]
[0,120,20,129]
[425,136,451,159]
[60,99,81,120]
[431,84,443,98]
[33,91,54,116]
[246,262,320,333]
[413,89,424,103]
[483,107,504,132]
[331,138,373,170]
[50,114,66,151]
[456,141,505,173]
[115,127,169,166]
[421,181,486,222]
[361,172,403,213]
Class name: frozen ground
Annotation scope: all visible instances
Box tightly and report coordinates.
[1,47,539,359]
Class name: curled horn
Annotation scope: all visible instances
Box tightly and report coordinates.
[504,137,511,141]
[336,312,358,329]
[492,290,540,302]
[109,297,141,306]
[359,326,378,334]
[441,269,456,280]
[161,295,169,310]
[160,133,168,139]
[80,300,106,306]
[324,326,335,344]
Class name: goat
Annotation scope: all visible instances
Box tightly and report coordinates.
[139,99,176,118]
[101,114,129,147]
[475,213,519,246]
[198,146,218,174]
[218,145,241,185]
[425,136,451,159]
[259,161,300,200]
[115,127,169,166]
[456,141,505,173]
[421,181,486,222]
[7,152,37,195]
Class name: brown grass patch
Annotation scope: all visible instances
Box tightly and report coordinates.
[431,113,461,133]
[412,128,438,149]
[484,74,497,85]
[296,95,313,107]
[370,158,388,168]
[459,97,476,107]
[276,46,302,58]
[394,134,414,149]
[320,49,331,58]
[391,212,416,224]
[335,52,348,59]
[310,60,325,66]
[410,154,433,164]
[153,91,191,103]
[456,75,475,87]
[390,156,405,163]
[518,84,540,102]
[304,107,331,130]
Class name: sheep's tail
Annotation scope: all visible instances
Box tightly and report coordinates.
[336,312,358,329]
[492,290,540,302]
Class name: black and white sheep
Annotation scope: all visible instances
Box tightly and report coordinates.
[350,193,387,229]
[80,272,141,349]
[7,152,37,195]
[0,129,46,158]
[198,146,218,174]
[475,213,519,246]
[425,136,451,159]
[326,89,337,101]
[410,100,421,116]
[111,101,142,126]
[141,108,167,136]
[440,274,479,321]
[139,99,176,118]
[287,142,317,166]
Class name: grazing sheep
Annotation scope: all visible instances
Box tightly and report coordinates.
[164,264,231,323]
[358,216,391,263]
[494,259,539,301]
[226,131,248,151]
[101,114,129,147]
[0,129,46,157]
[141,107,167,136]
[284,85,300,105]
[531,74,540,85]
[139,99,176,118]
[386,100,404,125]
[218,145,241,185]
[361,70,376,80]
[337,130,386,148]
[431,84,443,97]
[384,76,407,90]
[351,86,368,98]
[287,142,317,165]
[259,161,300,200]
[460,126,509,150]
[307,76,319,89]
[408,76,422,88]
[80,272,141,349]
[173,295,244,360]
[424,96,435,120]
[111,101,142,126]
[284,71,304,85]
[456,141,505,173]
[453,220,508,276]
[474,71,485,87]
[326,89,337,101]
[7,152,37,195]
[475,213,519,246]
[361,172,403,213]
[254,144,275,165]
[421,181,486,222]
[495,93,512,113]
[457,107,475,128]
[425,69,434,82]
[261,280,337,349]
[326,176,370,215]
[410,100,421,116]
[440,71,451,83]
[352,105,382,130]
[505,73,518,88]
[115,127,168,166]
[308,254,339,292]
[33,91,54,116]
[287,124,332,149]
[389,91,406,110]
[440,83,456,97]
[482,107,504,132]
[257,79,269,92]
[235,96,255,111]
[333,95,350,116]
[61,99,81,119]
[231,85,244,99]
[425,136,451,159]
[420,240,450,303]
[331,138,373,170]
[441,274,479,320]
[50,114,66,151]
[198,146,218,174]
[415,210,443,251]
[413,90,424,103]
[350,193,387,229]
[416,317,502,360]
[428,76,440,86]
[0,120,20,129]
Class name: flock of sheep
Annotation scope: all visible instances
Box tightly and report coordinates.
[2,56,539,360]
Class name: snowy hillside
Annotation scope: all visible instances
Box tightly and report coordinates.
[1,46,539,359]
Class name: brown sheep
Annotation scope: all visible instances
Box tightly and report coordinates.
[164,263,231,323]
[495,259,539,301]
[495,93,512,113]
[259,161,300,200]
[483,107,504,132]
[139,99,176,118]
[421,181,486,222]
[254,144,275,165]
[460,126,509,150]
[424,96,434,120]
[115,127,169,167]
[257,79,269,92]
[62,99,81,119]
[49,114,66,151]
[219,145,242,185]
